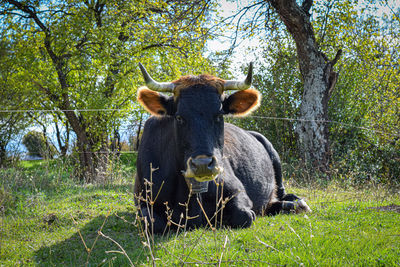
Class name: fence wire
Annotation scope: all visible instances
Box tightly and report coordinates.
[0,109,124,113]
[248,115,400,138]
[1,108,399,139]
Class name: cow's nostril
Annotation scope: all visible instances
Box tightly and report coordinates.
[189,158,197,170]
[208,156,217,170]
[191,157,213,168]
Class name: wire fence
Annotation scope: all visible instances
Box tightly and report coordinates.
[248,115,399,138]
[0,109,125,113]
[1,106,399,187]
[1,108,398,137]
[1,108,399,160]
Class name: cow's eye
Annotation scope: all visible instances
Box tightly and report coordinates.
[175,115,185,124]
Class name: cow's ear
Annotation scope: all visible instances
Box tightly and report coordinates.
[137,87,174,116]
[222,89,261,116]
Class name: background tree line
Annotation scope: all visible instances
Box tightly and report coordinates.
[0,0,398,184]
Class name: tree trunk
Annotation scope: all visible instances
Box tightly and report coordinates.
[269,0,340,170]
[136,113,143,150]
[55,118,69,157]
[297,61,332,169]
[7,0,110,183]
[40,123,53,159]
[63,109,96,182]
[0,144,6,167]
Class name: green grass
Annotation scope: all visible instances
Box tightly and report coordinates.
[1,158,399,266]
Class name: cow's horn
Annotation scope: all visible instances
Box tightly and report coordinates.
[139,63,175,92]
[223,62,253,91]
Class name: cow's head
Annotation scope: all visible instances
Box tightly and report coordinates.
[137,63,260,192]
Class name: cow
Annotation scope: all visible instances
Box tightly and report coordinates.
[134,63,310,234]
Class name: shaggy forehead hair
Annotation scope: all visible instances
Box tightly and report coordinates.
[172,74,225,96]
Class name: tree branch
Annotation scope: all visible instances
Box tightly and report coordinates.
[6,0,49,33]
[301,0,313,15]
[33,81,60,103]
[142,43,180,51]
[268,0,320,75]
[331,49,342,67]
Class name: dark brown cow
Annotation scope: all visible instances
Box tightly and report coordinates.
[135,63,310,233]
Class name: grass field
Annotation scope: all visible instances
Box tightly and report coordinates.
[1,156,399,266]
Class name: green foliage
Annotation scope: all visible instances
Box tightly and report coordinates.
[312,0,400,183]
[0,0,215,117]
[22,130,57,159]
[0,38,28,166]
[230,0,400,183]
[0,0,217,180]
[229,39,301,161]
[0,185,15,213]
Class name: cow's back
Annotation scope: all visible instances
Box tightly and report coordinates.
[223,123,275,213]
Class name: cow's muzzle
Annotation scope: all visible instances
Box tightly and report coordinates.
[183,155,221,179]
[184,155,221,181]
[183,155,222,193]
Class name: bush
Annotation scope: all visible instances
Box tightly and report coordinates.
[22,131,57,159]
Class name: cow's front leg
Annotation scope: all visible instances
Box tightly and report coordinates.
[224,191,256,228]
[169,193,204,230]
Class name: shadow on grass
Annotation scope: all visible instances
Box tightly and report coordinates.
[34,212,157,266]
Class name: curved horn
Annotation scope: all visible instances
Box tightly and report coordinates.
[223,62,253,91]
[139,63,175,92]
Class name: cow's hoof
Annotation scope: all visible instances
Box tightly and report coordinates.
[295,199,312,213]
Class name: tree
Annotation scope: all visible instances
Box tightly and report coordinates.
[266,0,342,170]
[226,42,302,162]
[221,0,341,170]
[53,113,70,157]
[0,113,26,165]
[1,0,215,181]
[230,0,399,181]
[313,0,400,182]
[0,39,27,166]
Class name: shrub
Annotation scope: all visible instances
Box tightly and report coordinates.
[22,131,57,159]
